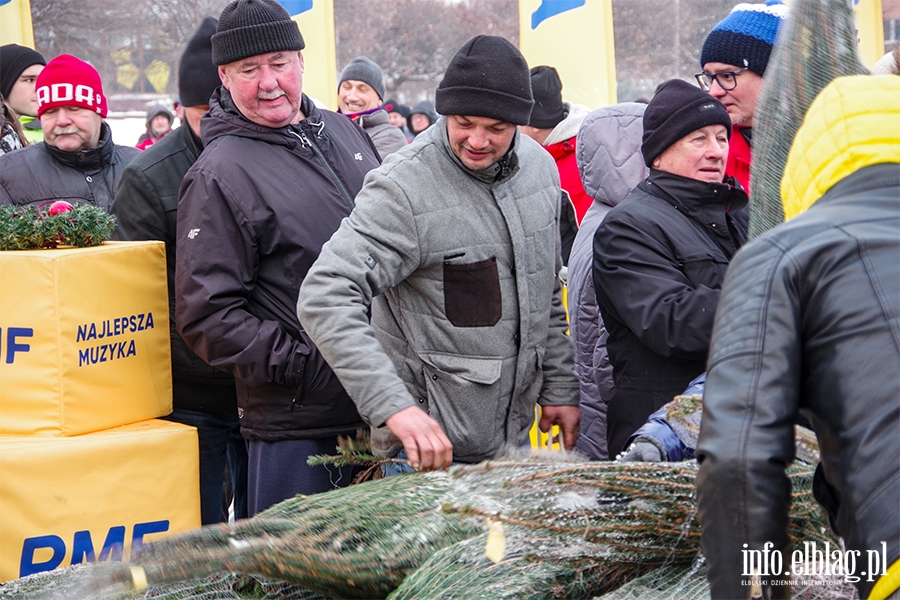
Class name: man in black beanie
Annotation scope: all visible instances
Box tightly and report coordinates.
[299,35,580,474]
[111,16,251,526]
[591,78,748,458]
[0,43,46,143]
[174,0,381,516]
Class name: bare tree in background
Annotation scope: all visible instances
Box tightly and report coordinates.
[335,0,517,102]
[29,0,751,105]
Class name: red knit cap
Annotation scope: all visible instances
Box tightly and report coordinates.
[35,54,108,118]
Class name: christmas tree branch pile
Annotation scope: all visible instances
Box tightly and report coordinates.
[0,202,116,250]
[0,459,840,600]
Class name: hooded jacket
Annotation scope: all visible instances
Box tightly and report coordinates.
[175,87,381,441]
[298,118,579,463]
[350,107,406,158]
[593,169,748,456]
[541,102,592,223]
[0,122,139,210]
[697,75,900,600]
[567,102,647,460]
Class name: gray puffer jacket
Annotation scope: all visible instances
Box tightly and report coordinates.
[568,102,647,460]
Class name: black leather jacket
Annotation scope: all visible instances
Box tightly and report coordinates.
[175,89,380,441]
[696,164,900,600]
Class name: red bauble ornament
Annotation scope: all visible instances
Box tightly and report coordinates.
[48,200,74,216]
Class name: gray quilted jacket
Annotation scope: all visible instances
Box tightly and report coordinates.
[299,118,579,463]
[567,102,647,460]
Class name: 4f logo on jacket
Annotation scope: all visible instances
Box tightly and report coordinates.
[187,229,200,239]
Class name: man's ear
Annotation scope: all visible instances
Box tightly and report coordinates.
[218,66,229,89]
[297,51,305,74]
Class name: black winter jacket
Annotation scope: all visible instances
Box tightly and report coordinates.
[112,123,238,415]
[592,169,747,455]
[697,164,900,600]
[0,122,139,210]
[175,88,380,441]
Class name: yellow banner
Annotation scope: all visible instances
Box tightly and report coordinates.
[0,0,34,47]
[0,242,173,437]
[518,0,617,109]
[281,0,337,110]
[854,0,885,68]
[0,419,200,582]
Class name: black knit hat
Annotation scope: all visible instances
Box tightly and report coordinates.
[0,44,46,99]
[339,56,386,102]
[178,17,221,107]
[435,35,533,125]
[212,0,305,66]
[641,79,732,167]
[528,65,566,129]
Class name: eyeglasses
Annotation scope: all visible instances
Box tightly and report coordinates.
[694,67,749,92]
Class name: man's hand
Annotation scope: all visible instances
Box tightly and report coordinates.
[538,405,580,450]
[385,406,453,471]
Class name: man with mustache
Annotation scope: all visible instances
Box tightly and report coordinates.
[174,0,381,514]
[0,54,139,209]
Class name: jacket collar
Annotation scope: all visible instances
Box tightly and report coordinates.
[646,169,748,216]
[44,121,115,171]
[435,117,520,185]
[644,169,749,256]
[203,87,323,147]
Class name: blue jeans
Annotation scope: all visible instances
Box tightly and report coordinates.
[164,409,248,525]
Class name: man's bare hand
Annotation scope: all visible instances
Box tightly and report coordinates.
[385,406,453,470]
[539,405,580,450]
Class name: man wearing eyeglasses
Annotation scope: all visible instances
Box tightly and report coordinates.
[697,0,787,194]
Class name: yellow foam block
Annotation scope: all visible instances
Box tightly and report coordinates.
[0,241,172,436]
[0,419,200,582]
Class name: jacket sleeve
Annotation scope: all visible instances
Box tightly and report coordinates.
[111,164,169,242]
[297,171,423,428]
[536,231,580,408]
[0,179,13,205]
[695,239,799,599]
[593,213,722,360]
[174,166,306,389]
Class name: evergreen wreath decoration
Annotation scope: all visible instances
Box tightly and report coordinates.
[0,201,116,251]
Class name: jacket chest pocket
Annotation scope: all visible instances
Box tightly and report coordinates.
[680,254,730,290]
[443,256,501,327]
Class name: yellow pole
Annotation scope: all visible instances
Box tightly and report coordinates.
[518,0,617,109]
[854,0,886,69]
[0,0,35,47]
[287,0,337,110]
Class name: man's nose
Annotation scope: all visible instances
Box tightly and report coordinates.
[708,81,727,98]
[706,140,725,159]
[469,130,489,149]
[259,65,278,89]
[55,107,74,124]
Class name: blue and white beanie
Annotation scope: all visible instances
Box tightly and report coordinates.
[700,0,788,76]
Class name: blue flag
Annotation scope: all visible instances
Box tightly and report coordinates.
[276,0,313,17]
[531,0,585,29]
